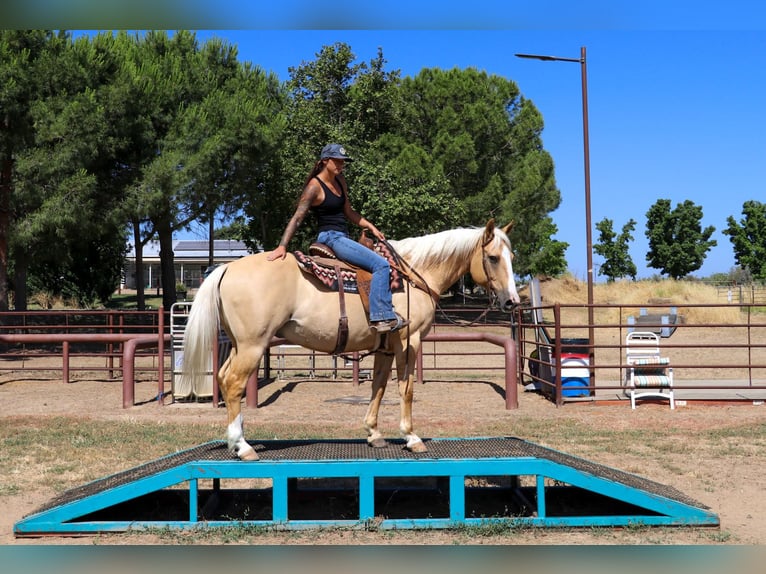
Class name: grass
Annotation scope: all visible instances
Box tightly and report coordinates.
[1,417,757,487]
[0,417,219,492]
[106,291,165,310]
[24,290,165,311]
[6,416,763,494]
[2,413,755,545]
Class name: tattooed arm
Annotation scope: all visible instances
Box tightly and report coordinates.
[266,184,318,261]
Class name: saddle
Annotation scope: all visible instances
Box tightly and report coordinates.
[293,233,404,355]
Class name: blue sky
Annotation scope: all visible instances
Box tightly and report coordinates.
[17,2,766,279]
[185,28,766,280]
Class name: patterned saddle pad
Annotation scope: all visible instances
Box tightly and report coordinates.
[294,241,404,294]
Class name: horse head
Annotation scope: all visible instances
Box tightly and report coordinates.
[469,219,520,312]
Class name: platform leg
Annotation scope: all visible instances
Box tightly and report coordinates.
[536,474,546,519]
[449,475,465,522]
[273,475,288,522]
[359,474,375,521]
[189,479,198,523]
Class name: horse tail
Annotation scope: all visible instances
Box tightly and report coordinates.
[175,263,228,398]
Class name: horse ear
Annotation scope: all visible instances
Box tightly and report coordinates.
[483,219,496,245]
[502,220,515,235]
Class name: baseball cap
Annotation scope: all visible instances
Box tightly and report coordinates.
[320,143,354,162]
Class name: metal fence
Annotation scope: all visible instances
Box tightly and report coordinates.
[517,302,766,406]
[710,283,766,305]
[2,302,766,409]
[265,307,515,385]
[0,309,165,383]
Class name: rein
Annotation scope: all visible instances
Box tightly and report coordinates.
[388,236,499,327]
[383,239,438,305]
[339,233,500,362]
[433,236,500,327]
[339,238,426,364]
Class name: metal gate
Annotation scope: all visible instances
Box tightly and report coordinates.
[170,302,230,400]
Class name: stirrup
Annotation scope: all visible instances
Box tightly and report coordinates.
[371,313,409,334]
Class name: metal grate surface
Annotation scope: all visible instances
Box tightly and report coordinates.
[30,437,708,516]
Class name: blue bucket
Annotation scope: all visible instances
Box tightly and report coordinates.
[561,377,589,397]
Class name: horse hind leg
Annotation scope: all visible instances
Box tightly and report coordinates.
[220,346,262,461]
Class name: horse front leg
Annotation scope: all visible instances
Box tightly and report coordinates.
[364,352,394,448]
[397,341,427,453]
[220,346,261,461]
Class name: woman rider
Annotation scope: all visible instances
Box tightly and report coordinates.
[267,143,408,333]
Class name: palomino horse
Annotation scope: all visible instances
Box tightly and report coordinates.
[179,219,520,460]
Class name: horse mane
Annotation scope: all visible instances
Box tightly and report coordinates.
[389,226,510,273]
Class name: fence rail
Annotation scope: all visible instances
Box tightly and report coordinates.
[2,302,765,409]
[517,302,766,406]
[0,309,164,383]
[711,284,766,305]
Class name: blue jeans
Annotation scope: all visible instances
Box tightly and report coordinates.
[317,230,395,322]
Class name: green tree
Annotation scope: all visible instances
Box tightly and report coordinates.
[594,217,637,281]
[500,135,568,277]
[7,31,131,308]
[214,216,249,241]
[243,44,567,278]
[397,67,516,203]
[0,30,69,310]
[351,148,465,238]
[250,43,410,252]
[723,200,766,281]
[396,68,567,277]
[645,199,716,279]
[117,31,284,309]
[2,31,284,310]
[171,46,285,267]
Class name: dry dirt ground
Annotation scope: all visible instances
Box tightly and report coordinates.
[1,352,764,547]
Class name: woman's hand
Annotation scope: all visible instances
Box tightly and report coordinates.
[367,223,386,242]
[266,245,287,261]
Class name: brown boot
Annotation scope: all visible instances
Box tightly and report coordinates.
[371,313,409,333]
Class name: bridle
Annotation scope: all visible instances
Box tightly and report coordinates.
[426,236,506,327]
[480,234,501,310]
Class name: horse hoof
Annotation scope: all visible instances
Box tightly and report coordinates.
[408,440,427,453]
[239,446,259,461]
[368,437,388,448]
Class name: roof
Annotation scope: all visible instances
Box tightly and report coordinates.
[126,239,254,260]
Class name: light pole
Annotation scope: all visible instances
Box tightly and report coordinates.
[515,47,595,351]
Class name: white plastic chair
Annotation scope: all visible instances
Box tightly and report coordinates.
[625,331,674,409]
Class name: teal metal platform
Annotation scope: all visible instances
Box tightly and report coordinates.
[14,437,719,536]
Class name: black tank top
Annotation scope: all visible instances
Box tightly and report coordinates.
[311,177,348,233]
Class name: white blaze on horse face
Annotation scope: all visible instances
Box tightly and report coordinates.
[500,244,521,307]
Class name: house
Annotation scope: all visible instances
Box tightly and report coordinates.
[123,239,254,290]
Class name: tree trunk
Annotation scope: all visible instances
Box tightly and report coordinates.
[132,221,146,310]
[157,221,176,310]
[208,216,214,268]
[0,157,12,312]
[12,247,28,311]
